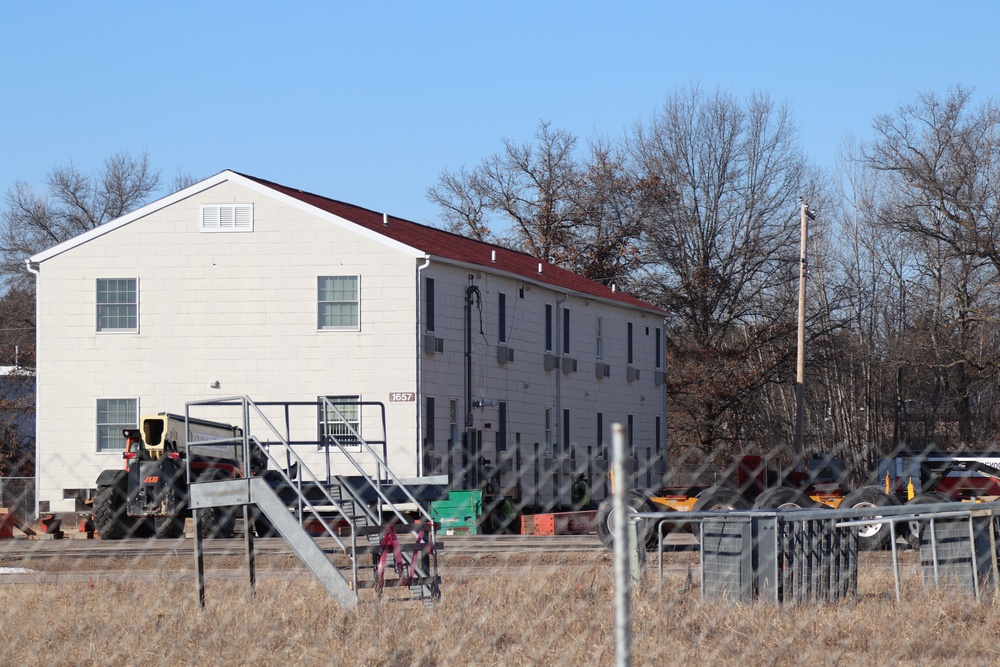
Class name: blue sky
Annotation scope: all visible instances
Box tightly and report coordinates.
[1,2,995,226]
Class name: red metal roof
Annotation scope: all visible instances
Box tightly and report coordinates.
[239,173,663,313]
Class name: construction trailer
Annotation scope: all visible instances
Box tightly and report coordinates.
[599,450,1000,552]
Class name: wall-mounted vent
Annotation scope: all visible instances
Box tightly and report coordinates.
[201,204,253,232]
[626,366,641,382]
[543,353,560,371]
[424,334,444,355]
[561,357,578,373]
[595,362,611,378]
[654,370,666,386]
[497,345,515,364]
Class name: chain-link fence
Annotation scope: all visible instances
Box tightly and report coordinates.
[0,477,33,523]
[6,440,1000,666]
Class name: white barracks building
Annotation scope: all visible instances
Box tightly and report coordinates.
[29,171,668,514]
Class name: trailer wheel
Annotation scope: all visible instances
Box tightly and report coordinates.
[155,515,185,538]
[595,491,657,550]
[93,483,129,540]
[752,486,816,510]
[691,487,751,512]
[904,491,954,549]
[838,486,900,551]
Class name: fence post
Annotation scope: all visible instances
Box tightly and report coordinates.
[612,422,631,667]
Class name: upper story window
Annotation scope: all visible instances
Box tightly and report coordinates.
[200,204,253,232]
[655,327,662,369]
[627,322,634,365]
[318,276,359,330]
[96,398,137,452]
[425,277,435,332]
[563,308,571,354]
[96,278,138,332]
[596,316,604,359]
[545,304,553,351]
[498,292,507,343]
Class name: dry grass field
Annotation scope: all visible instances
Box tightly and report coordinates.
[3,546,1000,666]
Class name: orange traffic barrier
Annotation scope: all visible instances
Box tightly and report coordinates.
[521,510,596,536]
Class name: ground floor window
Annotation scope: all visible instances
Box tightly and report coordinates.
[319,395,361,449]
[96,398,137,451]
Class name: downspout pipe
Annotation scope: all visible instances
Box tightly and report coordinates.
[415,255,430,476]
[25,259,40,520]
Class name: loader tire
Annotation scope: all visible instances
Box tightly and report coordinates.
[838,486,900,551]
[94,484,129,540]
[155,515,186,538]
[194,470,237,538]
[198,506,236,539]
[752,486,817,510]
[252,509,278,538]
[595,491,657,551]
[904,492,954,549]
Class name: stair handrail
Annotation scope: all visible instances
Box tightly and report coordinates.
[184,397,355,551]
[320,398,435,525]
[185,395,438,596]
[320,398,438,593]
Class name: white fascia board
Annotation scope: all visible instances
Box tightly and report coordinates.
[29,171,236,263]
[224,173,426,259]
[428,255,668,318]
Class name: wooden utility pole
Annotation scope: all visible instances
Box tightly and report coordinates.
[793,201,815,463]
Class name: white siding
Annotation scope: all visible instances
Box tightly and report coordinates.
[36,181,420,511]
[417,264,667,506]
[35,176,667,513]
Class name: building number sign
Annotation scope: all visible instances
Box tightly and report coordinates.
[389,392,415,402]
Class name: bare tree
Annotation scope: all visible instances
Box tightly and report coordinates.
[0,372,34,476]
[0,151,160,288]
[629,87,818,459]
[427,122,645,287]
[865,87,1000,447]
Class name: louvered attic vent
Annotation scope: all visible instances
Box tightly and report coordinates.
[200,204,254,232]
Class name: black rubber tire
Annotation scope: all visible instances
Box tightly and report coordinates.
[93,484,129,540]
[595,496,613,548]
[752,486,817,510]
[904,491,954,549]
[154,515,185,538]
[594,491,659,551]
[838,485,901,551]
[198,506,237,539]
[691,486,751,512]
[194,470,237,538]
[252,509,278,538]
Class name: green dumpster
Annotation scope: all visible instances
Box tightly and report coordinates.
[430,489,483,535]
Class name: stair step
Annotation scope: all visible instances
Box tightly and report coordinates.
[354,541,442,555]
[351,575,441,591]
[353,521,436,537]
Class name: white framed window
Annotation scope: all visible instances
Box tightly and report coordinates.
[318,276,360,330]
[544,407,553,456]
[96,278,138,332]
[319,395,361,449]
[200,204,253,232]
[97,398,137,452]
[596,316,604,359]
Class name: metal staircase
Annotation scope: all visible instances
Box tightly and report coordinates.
[185,396,445,610]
